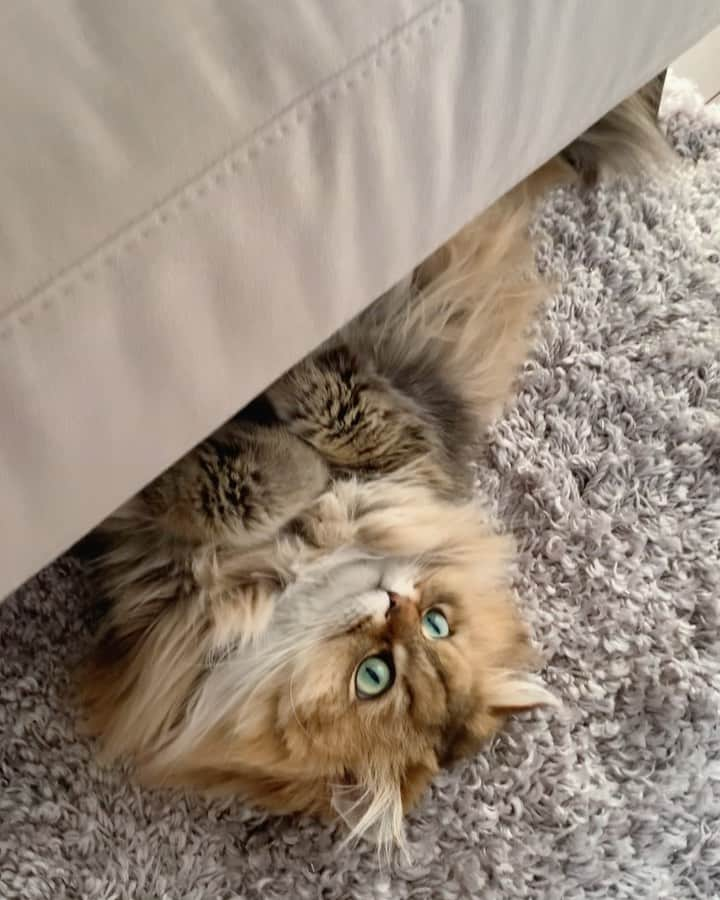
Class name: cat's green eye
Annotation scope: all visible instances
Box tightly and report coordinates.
[355,654,395,699]
[421,608,450,640]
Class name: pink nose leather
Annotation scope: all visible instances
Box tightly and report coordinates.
[387,592,419,635]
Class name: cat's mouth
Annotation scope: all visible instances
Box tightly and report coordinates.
[349,585,421,632]
[343,562,421,626]
[351,587,392,622]
[380,563,418,601]
[276,554,422,635]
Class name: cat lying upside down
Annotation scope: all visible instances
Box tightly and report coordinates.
[78,89,668,852]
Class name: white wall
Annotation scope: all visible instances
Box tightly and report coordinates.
[671,24,720,101]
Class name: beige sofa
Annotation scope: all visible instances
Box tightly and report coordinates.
[2,0,719,598]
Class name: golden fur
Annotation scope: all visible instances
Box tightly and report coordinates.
[81,478,554,852]
[77,93,668,853]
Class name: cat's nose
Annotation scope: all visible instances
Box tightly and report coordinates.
[387,591,410,610]
[386,592,418,627]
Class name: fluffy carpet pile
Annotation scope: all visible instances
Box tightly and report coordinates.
[1,78,719,900]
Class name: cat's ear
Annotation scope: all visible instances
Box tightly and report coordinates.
[484,670,560,714]
[440,673,559,765]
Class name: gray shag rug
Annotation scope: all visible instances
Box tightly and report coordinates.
[1,77,719,900]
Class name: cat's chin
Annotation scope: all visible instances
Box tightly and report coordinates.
[278,553,422,632]
[351,588,392,622]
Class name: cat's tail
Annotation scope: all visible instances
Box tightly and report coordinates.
[364,83,673,428]
[561,76,674,181]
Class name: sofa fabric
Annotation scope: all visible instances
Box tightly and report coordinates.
[1,0,719,597]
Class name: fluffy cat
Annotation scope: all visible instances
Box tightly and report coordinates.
[78,85,669,853]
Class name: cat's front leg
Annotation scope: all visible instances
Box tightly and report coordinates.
[143,421,329,545]
[266,345,438,476]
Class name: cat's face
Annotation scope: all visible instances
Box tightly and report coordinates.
[168,552,554,850]
[274,560,551,844]
[82,482,555,853]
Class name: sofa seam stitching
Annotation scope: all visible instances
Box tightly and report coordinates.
[0,0,458,342]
